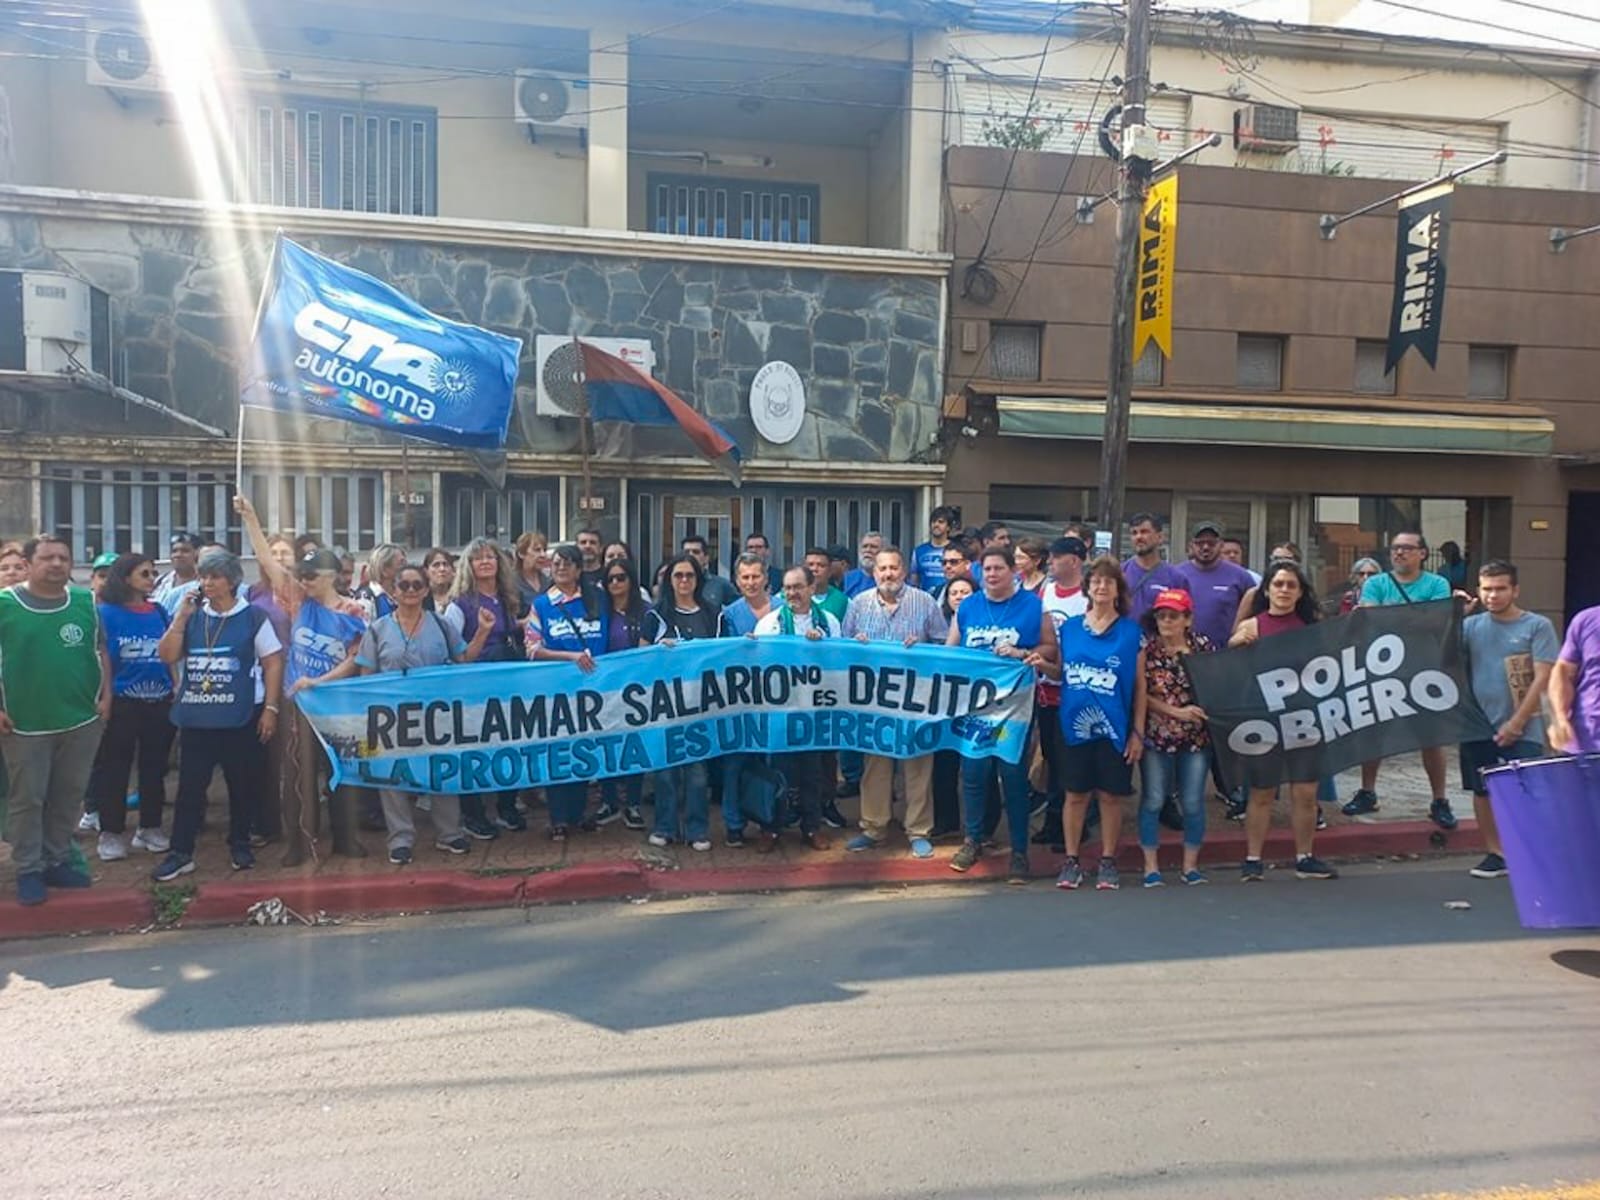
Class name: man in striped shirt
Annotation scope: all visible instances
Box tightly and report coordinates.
[840,546,949,859]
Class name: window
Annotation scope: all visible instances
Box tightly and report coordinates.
[648,173,820,244]
[1468,346,1510,400]
[1289,113,1503,184]
[959,77,1190,155]
[244,469,384,553]
[1236,335,1284,391]
[1354,340,1396,395]
[41,465,241,562]
[233,97,437,215]
[989,323,1042,381]
[1133,341,1164,386]
[450,479,556,547]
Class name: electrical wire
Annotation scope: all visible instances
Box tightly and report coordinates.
[1363,0,1600,54]
[1463,0,1600,29]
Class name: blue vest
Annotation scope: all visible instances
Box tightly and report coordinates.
[958,588,1044,654]
[99,602,172,701]
[533,589,608,656]
[1057,614,1143,750]
[288,599,366,688]
[172,606,266,729]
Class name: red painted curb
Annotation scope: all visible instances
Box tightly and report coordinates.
[0,822,1480,939]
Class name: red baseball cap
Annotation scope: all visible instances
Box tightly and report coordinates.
[1151,588,1193,614]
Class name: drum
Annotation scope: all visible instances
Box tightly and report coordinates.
[1482,754,1600,930]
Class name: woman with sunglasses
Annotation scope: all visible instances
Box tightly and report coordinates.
[525,544,610,840]
[421,547,456,613]
[89,553,175,861]
[1339,557,1382,615]
[597,557,650,829]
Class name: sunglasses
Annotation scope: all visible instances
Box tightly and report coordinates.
[395,579,427,592]
[605,574,630,584]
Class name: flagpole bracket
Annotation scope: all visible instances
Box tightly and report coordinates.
[1318,214,1338,241]
[1316,150,1506,241]
[1550,222,1600,253]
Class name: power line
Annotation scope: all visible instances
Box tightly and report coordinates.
[1364,0,1600,54]
[1489,0,1600,28]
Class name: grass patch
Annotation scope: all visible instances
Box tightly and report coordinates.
[151,880,197,926]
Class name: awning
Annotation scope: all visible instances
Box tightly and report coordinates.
[0,369,228,438]
[996,396,1555,457]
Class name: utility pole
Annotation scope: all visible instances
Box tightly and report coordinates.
[1096,0,1153,545]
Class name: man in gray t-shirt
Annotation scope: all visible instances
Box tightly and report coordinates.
[1458,559,1558,881]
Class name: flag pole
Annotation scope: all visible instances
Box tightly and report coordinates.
[573,337,595,523]
[400,436,415,547]
[237,230,284,493]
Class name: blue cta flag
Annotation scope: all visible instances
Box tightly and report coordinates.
[295,638,1035,795]
[243,236,522,450]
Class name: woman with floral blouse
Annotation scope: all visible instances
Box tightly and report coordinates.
[1138,588,1213,887]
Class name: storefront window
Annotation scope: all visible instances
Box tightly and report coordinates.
[990,486,1173,557]
[1308,495,1474,607]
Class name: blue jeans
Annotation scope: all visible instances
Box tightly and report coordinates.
[720,754,755,835]
[1139,748,1208,850]
[839,748,863,787]
[961,754,1029,852]
[654,762,710,842]
[600,773,642,810]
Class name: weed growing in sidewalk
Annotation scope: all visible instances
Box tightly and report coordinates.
[151,880,197,927]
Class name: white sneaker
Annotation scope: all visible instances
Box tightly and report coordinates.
[131,827,171,853]
[78,811,100,834]
[647,833,669,848]
[97,832,129,861]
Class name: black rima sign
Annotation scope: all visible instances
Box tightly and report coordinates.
[1384,182,1454,373]
[1188,600,1492,789]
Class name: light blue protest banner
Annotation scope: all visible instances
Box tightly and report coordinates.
[295,638,1035,795]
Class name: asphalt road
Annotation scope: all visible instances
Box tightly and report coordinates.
[3,860,1598,1200]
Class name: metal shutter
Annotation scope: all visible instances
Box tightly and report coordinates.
[957,77,1191,153]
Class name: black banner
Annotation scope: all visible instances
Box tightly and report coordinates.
[1189,600,1492,789]
[1384,182,1453,373]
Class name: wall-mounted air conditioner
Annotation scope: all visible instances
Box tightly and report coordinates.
[1234,104,1300,154]
[534,335,654,417]
[85,21,165,92]
[0,270,113,379]
[514,71,590,138]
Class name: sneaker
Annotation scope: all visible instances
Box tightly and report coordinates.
[1008,852,1030,884]
[43,862,92,888]
[690,838,712,852]
[1240,859,1265,883]
[230,846,255,872]
[549,824,568,843]
[249,832,272,849]
[835,780,861,800]
[1429,798,1459,831]
[1183,869,1209,886]
[97,832,129,862]
[131,827,170,853]
[1315,805,1328,832]
[1224,797,1247,823]
[1056,857,1083,890]
[462,815,499,841]
[909,837,934,860]
[434,836,470,855]
[151,853,194,882]
[845,833,880,853]
[1295,855,1339,880]
[493,808,528,833]
[725,829,747,849]
[950,839,982,873]
[1096,860,1121,891]
[821,801,848,829]
[647,832,670,848]
[1341,789,1379,817]
[593,802,623,827]
[77,810,100,834]
[622,805,646,831]
[389,845,413,866]
[16,871,46,906]
[1142,870,1164,888]
[1470,853,1508,879]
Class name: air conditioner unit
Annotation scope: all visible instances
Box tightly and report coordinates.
[0,271,113,379]
[514,71,590,137]
[1233,104,1300,154]
[85,21,164,92]
[534,335,654,417]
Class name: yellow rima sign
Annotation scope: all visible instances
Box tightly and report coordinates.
[1133,173,1178,361]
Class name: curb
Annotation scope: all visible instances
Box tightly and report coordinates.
[0,819,1480,940]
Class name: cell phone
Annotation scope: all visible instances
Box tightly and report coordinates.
[189,592,204,608]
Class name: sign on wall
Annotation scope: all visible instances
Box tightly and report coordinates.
[750,360,806,444]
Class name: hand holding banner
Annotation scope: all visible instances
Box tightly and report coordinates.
[1188,600,1492,789]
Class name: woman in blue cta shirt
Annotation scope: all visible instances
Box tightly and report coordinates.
[946,545,1061,884]
[91,553,175,861]
[1055,557,1146,893]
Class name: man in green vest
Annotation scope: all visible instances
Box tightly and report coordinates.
[0,534,110,905]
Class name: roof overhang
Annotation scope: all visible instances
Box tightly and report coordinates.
[0,370,229,438]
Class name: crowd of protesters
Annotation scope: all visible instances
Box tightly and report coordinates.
[2,501,1596,907]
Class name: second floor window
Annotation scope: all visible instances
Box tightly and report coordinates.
[989,323,1042,381]
[233,97,438,216]
[1237,335,1285,392]
[1468,346,1511,401]
[648,173,820,244]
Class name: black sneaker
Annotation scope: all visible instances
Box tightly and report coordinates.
[1295,855,1339,880]
[1470,853,1508,879]
[950,839,982,873]
[835,780,861,800]
[1341,789,1379,817]
[434,836,469,855]
[1429,798,1459,831]
[1008,851,1030,885]
[494,806,528,833]
[593,802,623,827]
[1315,804,1328,831]
[725,829,747,849]
[462,814,499,841]
[151,852,195,882]
[230,846,255,872]
[622,805,646,830]
[821,801,847,829]
[1240,859,1265,883]
[1224,797,1248,823]
[389,845,413,866]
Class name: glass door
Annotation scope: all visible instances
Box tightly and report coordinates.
[1172,494,1305,574]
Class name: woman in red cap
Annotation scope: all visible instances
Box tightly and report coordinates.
[1138,588,1213,886]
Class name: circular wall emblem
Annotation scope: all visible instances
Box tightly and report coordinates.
[59,622,86,647]
[750,361,806,445]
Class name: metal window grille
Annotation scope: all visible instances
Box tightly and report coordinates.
[990,323,1042,382]
[1354,340,1396,395]
[41,465,246,561]
[1236,335,1284,391]
[451,484,555,547]
[1467,346,1509,400]
[242,470,384,553]
[648,173,822,245]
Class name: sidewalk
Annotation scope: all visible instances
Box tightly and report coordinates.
[0,751,1478,939]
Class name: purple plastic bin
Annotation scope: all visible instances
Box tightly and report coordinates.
[1483,754,1600,930]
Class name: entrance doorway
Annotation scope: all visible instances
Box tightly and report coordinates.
[1565,492,1600,621]
[1172,494,1302,573]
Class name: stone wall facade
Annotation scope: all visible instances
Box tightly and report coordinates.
[0,210,944,466]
